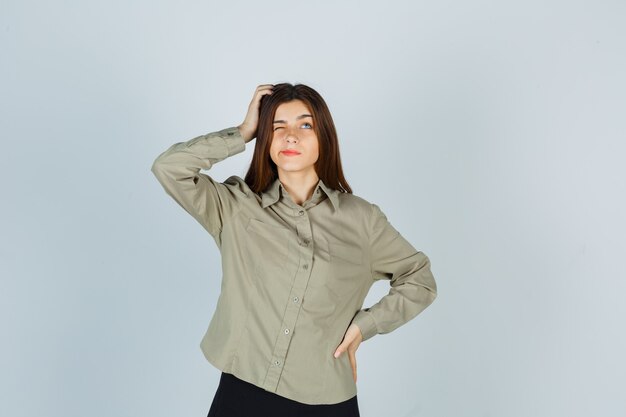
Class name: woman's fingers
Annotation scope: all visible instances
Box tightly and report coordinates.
[252,85,273,105]
[238,84,274,142]
[252,84,273,102]
[333,324,363,383]
[255,84,274,92]
[347,324,362,382]
[334,342,345,358]
[348,349,358,383]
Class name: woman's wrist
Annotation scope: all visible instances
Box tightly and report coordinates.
[237,124,254,143]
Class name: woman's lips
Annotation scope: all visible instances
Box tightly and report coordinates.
[281,150,301,156]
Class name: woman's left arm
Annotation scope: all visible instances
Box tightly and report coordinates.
[351,203,438,341]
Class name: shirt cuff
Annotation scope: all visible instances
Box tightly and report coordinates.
[217,126,246,156]
[352,309,378,341]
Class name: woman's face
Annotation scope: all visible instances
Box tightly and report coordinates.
[269,99,319,178]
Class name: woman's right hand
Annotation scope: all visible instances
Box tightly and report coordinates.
[237,84,274,143]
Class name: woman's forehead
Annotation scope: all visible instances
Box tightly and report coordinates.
[274,100,312,119]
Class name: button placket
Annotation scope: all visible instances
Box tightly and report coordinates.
[263,207,315,392]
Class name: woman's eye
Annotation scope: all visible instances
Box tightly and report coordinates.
[273,123,311,131]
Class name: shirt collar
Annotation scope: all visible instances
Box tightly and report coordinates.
[261,177,339,210]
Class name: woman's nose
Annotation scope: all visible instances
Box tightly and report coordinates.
[285,128,299,141]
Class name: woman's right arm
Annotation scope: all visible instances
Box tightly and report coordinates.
[150,126,247,239]
[150,84,273,240]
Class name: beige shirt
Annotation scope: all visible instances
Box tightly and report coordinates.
[150,126,437,405]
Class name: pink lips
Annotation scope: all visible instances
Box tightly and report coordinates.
[281,150,301,156]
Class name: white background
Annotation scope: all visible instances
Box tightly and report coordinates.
[1,1,625,416]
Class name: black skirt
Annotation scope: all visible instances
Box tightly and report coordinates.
[207,372,360,417]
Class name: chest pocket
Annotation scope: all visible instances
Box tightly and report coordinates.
[319,239,366,297]
[244,218,291,275]
[329,241,363,265]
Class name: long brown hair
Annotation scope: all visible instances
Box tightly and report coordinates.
[243,83,352,195]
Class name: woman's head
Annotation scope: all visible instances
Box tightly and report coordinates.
[244,83,352,195]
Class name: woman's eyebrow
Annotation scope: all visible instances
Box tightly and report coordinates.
[273,114,313,124]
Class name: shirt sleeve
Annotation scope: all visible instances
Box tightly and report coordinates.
[150,126,246,241]
[351,203,438,341]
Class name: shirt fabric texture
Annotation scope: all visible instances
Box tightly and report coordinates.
[150,126,438,405]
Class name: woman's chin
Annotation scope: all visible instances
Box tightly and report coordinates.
[277,165,315,174]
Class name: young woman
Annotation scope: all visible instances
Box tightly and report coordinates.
[151,83,438,417]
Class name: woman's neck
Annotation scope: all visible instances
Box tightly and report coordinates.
[277,170,319,206]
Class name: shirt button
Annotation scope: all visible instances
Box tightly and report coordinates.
[298,210,304,215]
[303,264,308,270]
[284,328,290,334]
[274,360,281,366]
[293,296,299,303]
[302,239,310,245]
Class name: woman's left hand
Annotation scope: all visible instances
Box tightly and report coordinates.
[333,323,364,383]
